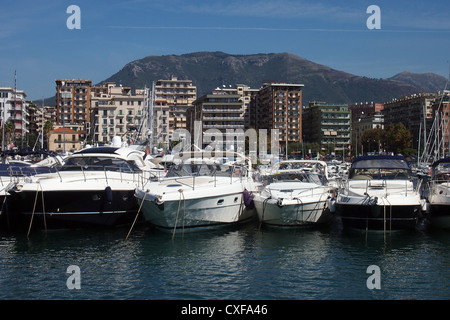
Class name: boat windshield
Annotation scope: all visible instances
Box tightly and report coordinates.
[59,156,141,173]
[433,162,450,181]
[268,172,327,185]
[349,168,411,180]
[166,163,244,178]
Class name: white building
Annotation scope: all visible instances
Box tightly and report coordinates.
[0,87,29,148]
[90,82,148,145]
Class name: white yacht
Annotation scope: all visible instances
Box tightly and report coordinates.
[0,151,64,224]
[427,157,450,228]
[7,146,154,229]
[253,160,336,227]
[336,155,425,231]
[134,151,261,231]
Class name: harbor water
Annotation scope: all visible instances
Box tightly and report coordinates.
[0,216,449,302]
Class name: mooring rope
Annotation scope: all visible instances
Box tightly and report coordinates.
[172,189,184,240]
[125,189,149,240]
[27,182,41,239]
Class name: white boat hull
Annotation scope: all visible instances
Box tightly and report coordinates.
[136,188,256,229]
[336,180,422,230]
[254,195,332,226]
[428,183,450,229]
[253,181,334,227]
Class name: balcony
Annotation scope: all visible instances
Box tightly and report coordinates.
[202,117,244,121]
[202,124,245,129]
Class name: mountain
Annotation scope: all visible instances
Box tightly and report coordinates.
[388,71,448,93]
[101,51,433,104]
[38,52,446,106]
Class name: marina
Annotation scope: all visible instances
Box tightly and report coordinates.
[0,151,449,301]
[1,0,449,306]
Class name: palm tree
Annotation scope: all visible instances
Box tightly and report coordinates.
[1,120,15,149]
[43,120,53,149]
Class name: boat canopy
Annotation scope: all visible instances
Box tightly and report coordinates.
[59,155,142,173]
[351,156,410,170]
[431,157,450,168]
[268,172,327,185]
[166,162,244,178]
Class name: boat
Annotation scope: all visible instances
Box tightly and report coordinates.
[134,151,262,231]
[336,155,425,231]
[7,146,153,229]
[0,150,64,225]
[427,157,450,228]
[253,160,336,227]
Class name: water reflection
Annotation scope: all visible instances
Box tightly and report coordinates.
[0,219,448,300]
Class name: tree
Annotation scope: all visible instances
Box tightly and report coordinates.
[43,120,54,149]
[0,121,15,149]
[361,127,382,154]
[383,123,412,154]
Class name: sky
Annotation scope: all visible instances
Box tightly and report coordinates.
[0,0,449,101]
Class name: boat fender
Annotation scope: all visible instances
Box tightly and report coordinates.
[327,196,336,213]
[366,197,378,206]
[105,186,113,204]
[276,198,283,207]
[243,189,255,209]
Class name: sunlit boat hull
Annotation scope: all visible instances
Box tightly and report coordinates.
[336,155,424,231]
[254,196,333,226]
[427,158,450,229]
[136,187,256,230]
[6,146,152,230]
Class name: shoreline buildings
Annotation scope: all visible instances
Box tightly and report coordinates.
[0,87,29,148]
[302,102,351,156]
[186,82,303,155]
[2,74,448,158]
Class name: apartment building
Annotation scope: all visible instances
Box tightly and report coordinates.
[152,98,170,149]
[213,84,259,129]
[303,101,351,156]
[383,92,435,150]
[48,127,83,153]
[427,90,450,157]
[90,82,147,145]
[154,76,197,138]
[351,111,384,155]
[256,82,304,153]
[0,87,29,145]
[187,92,245,150]
[349,101,384,120]
[55,79,91,128]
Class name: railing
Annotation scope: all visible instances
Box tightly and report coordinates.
[1,164,158,190]
[167,165,250,191]
[430,179,450,196]
[339,176,420,199]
